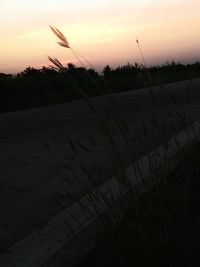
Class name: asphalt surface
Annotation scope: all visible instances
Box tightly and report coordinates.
[0,77,200,251]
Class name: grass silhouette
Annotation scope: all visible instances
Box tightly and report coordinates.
[46,26,200,266]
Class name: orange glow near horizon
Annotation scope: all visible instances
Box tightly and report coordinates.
[0,0,199,73]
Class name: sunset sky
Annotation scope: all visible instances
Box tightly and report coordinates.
[0,0,199,73]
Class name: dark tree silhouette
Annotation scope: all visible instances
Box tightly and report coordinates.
[0,61,199,113]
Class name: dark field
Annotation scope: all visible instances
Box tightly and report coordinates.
[0,62,200,266]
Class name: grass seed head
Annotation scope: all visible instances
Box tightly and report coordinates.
[50,25,70,48]
[48,56,65,70]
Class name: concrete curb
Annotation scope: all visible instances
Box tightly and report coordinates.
[1,122,200,267]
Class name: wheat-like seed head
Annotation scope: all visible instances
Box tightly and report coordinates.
[50,25,70,48]
[48,56,65,70]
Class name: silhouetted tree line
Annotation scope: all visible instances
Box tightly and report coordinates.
[0,60,200,113]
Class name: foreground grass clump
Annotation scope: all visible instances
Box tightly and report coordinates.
[47,26,199,266]
[79,143,200,267]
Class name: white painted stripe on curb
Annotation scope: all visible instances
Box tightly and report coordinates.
[1,122,200,267]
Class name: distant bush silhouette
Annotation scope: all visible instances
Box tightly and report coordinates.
[0,60,200,113]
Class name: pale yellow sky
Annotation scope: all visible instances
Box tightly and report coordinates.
[0,0,199,73]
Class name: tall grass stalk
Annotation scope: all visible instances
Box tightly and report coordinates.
[48,25,191,247]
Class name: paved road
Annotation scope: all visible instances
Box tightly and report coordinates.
[0,78,200,251]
